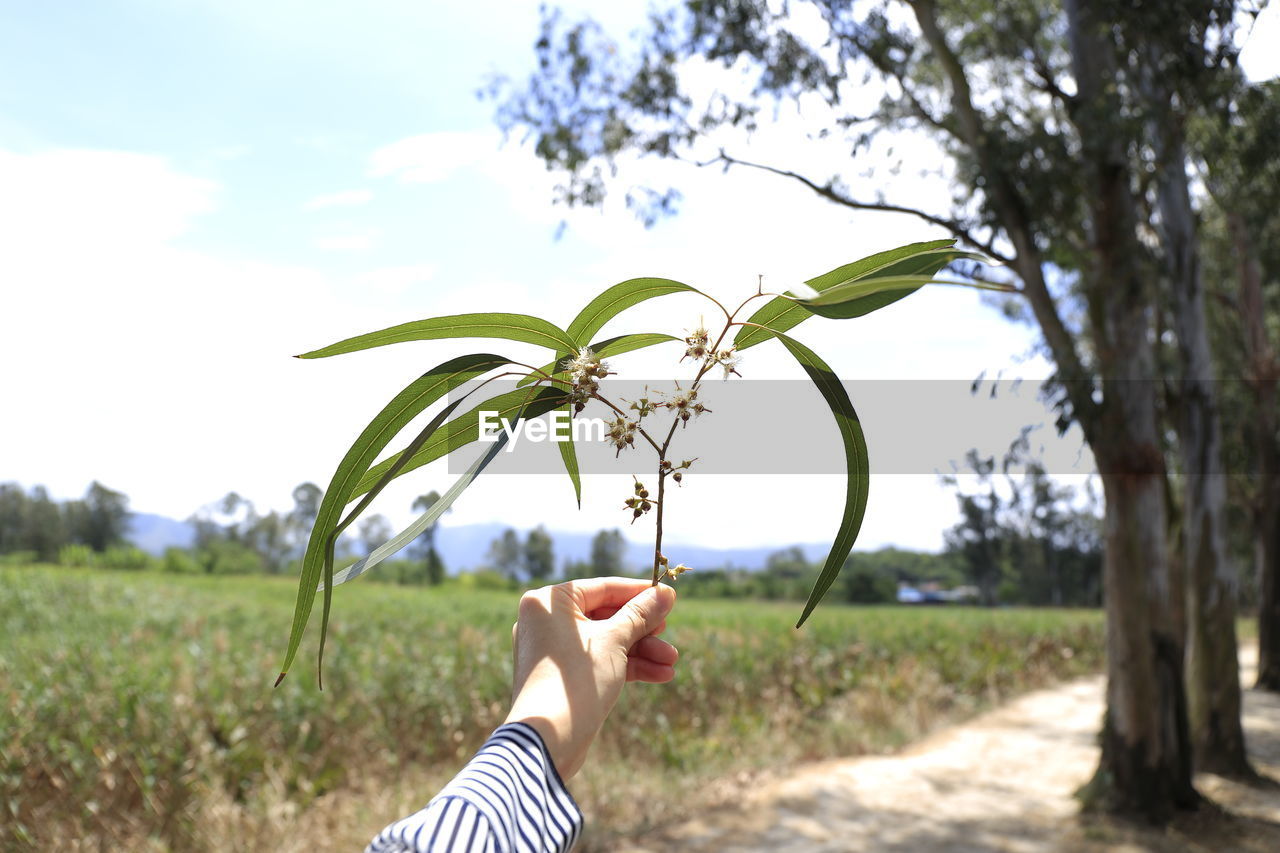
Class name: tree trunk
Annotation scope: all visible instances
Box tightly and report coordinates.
[1258,468,1280,691]
[1147,78,1250,776]
[1089,373,1199,819]
[1230,212,1280,692]
[1064,0,1198,819]
[912,0,1198,813]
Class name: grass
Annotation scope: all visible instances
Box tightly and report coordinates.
[0,565,1104,851]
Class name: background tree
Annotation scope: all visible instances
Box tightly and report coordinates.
[1195,79,1280,692]
[761,546,810,600]
[523,525,556,583]
[839,554,898,603]
[412,490,448,586]
[358,514,394,560]
[943,439,1104,606]
[941,451,1005,606]
[589,528,627,577]
[0,484,24,555]
[490,0,1262,816]
[187,492,272,575]
[22,486,67,563]
[487,528,524,582]
[288,482,323,561]
[69,481,131,552]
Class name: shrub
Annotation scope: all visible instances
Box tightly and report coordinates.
[842,561,898,604]
[58,544,96,568]
[457,569,515,591]
[162,547,200,574]
[195,541,264,575]
[100,545,154,571]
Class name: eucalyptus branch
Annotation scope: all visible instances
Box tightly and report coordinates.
[278,240,1002,685]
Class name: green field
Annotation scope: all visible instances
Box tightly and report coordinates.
[0,566,1104,851]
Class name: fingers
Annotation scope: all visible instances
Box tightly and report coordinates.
[627,655,676,683]
[565,576,658,615]
[630,635,678,666]
[607,584,677,647]
[587,605,666,636]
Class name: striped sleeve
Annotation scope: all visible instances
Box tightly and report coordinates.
[366,722,583,853]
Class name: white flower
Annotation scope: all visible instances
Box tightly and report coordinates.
[716,349,742,379]
[568,347,610,383]
[606,415,637,456]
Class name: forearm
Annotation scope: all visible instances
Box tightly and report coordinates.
[367,723,582,853]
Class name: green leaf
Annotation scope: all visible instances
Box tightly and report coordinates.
[297,313,578,359]
[566,278,699,345]
[557,423,582,508]
[734,240,971,350]
[515,333,679,505]
[799,273,1013,318]
[517,332,681,387]
[746,326,870,628]
[350,386,568,501]
[322,413,525,589]
[275,353,515,686]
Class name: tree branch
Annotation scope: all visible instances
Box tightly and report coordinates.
[909,0,1099,435]
[692,148,1014,265]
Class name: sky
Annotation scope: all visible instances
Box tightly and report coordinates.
[2,1,1277,555]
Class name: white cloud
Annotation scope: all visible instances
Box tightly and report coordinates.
[353,263,437,296]
[0,147,411,521]
[315,231,377,250]
[369,130,496,183]
[0,149,217,252]
[304,189,374,210]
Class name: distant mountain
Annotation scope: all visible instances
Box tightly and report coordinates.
[129,512,196,555]
[125,512,830,571]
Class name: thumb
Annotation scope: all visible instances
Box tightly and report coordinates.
[608,584,676,647]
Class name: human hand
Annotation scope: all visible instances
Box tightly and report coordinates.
[504,577,679,779]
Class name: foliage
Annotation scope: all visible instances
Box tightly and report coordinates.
[523,524,556,582]
[0,481,131,562]
[0,565,1104,849]
[58,543,96,568]
[98,545,154,572]
[280,241,1005,684]
[162,546,201,574]
[941,444,1103,607]
[590,528,626,576]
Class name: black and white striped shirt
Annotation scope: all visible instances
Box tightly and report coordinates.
[367,722,583,852]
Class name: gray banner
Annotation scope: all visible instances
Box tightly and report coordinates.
[441,378,1255,476]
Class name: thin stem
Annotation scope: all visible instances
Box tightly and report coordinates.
[651,467,667,586]
[592,393,663,454]
[509,362,575,388]
[649,311,741,584]
[697,291,734,323]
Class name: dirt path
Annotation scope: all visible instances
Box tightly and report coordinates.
[619,647,1280,852]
